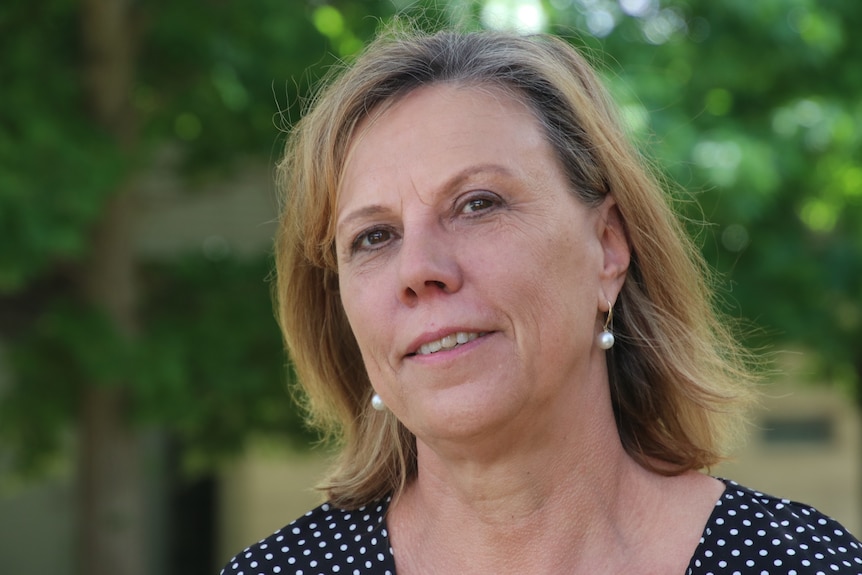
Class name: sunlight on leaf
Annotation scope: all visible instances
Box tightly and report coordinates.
[482,0,547,33]
[586,8,616,37]
[211,63,249,112]
[705,88,732,116]
[799,198,839,232]
[620,103,649,136]
[619,0,657,18]
[795,99,823,128]
[794,9,844,55]
[337,35,363,57]
[721,224,750,253]
[693,139,742,187]
[641,8,686,44]
[312,5,344,39]
[841,167,862,198]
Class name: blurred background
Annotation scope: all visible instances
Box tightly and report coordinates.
[1,0,860,573]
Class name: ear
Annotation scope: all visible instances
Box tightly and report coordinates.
[596,196,630,308]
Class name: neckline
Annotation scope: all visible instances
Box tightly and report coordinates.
[683,477,733,572]
[374,477,732,574]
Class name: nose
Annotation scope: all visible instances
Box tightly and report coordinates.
[397,220,463,305]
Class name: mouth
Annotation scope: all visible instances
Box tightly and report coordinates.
[409,331,488,356]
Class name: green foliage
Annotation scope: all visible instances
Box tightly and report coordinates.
[0,0,128,292]
[0,256,318,475]
[135,257,317,467]
[0,0,396,474]
[548,0,862,390]
[0,300,130,474]
[137,0,394,171]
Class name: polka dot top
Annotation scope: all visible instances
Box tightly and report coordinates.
[221,479,862,574]
[687,479,862,574]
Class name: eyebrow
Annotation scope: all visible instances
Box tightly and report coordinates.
[336,204,391,235]
[336,163,515,233]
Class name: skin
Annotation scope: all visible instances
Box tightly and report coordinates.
[335,84,724,574]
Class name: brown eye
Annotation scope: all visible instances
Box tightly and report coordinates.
[464,198,492,213]
[354,227,394,252]
[459,193,500,215]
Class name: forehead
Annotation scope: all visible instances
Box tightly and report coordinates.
[348,81,538,153]
[335,83,550,214]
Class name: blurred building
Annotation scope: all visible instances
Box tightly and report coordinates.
[716,382,861,535]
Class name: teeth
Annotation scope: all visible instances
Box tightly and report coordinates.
[425,339,442,354]
[417,332,481,356]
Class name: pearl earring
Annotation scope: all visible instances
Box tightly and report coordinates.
[598,301,615,350]
[371,392,386,411]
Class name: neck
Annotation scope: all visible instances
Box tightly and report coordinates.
[389,370,653,573]
[385,361,726,574]
[411,396,630,523]
[389,440,719,575]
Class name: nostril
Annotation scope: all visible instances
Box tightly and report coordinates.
[402,280,446,303]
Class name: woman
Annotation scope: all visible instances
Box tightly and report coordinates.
[222,27,862,574]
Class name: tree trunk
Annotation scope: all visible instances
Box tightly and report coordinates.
[79,378,145,575]
[77,0,143,574]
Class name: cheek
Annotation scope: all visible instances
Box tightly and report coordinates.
[524,230,601,326]
[340,277,371,340]
[339,273,392,366]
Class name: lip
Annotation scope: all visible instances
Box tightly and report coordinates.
[404,328,492,358]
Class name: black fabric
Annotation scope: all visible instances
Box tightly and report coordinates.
[221,479,862,574]
[686,479,862,574]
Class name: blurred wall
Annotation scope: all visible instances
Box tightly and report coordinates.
[217,443,329,566]
[716,382,861,535]
[0,469,75,575]
[134,148,278,261]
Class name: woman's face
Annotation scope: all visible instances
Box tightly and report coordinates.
[335,84,628,446]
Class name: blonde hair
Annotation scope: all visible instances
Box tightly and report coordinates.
[275,25,755,508]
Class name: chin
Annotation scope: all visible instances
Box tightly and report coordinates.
[410,392,524,444]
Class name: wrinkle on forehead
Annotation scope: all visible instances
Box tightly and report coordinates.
[335,81,537,214]
[336,95,404,212]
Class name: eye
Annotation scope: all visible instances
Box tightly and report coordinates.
[458,193,500,215]
[352,226,394,252]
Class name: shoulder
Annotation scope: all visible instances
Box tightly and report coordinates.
[220,497,395,575]
[689,478,862,574]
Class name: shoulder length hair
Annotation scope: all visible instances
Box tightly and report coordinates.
[275,25,755,508]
